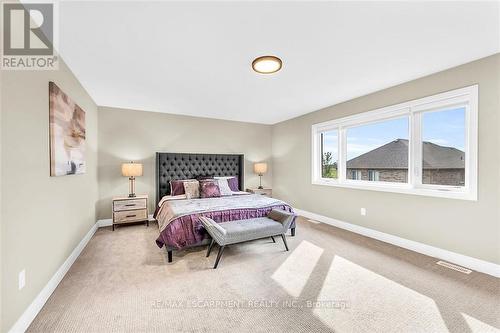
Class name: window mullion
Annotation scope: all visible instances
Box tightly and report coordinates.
[338,126,346,183]
[411,111,423,188]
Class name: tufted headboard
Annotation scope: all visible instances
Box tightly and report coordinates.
[156,152,244,204]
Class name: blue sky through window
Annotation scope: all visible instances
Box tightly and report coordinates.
[322,130,338,162]
[422,107,465,151]
[322,107,465,161]
[346,117,408,160]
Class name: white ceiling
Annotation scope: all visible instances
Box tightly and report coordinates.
[58,1,500,124]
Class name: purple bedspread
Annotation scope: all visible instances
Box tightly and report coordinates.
[155,196,294,250]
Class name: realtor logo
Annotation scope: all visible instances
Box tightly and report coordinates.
[2,2,58,70]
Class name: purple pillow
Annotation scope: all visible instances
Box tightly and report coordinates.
[200,180,221,198]
[170,179,195,196]
[227,177,239,192]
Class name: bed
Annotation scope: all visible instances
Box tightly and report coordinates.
[154,152,296,262]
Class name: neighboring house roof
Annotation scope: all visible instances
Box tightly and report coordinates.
[346,139,465,169]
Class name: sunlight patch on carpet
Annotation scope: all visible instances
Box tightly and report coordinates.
[462,313,500,332]
[271,240,323,297]
[313,256,449,332]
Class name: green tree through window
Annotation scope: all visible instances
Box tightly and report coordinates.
[322,151,337,178]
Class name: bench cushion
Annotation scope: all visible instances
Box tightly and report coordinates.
[201,217,284,246]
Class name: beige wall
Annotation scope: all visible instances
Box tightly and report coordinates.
[97,107,272,219]
[272,54,500,264]
[0,60,99,331]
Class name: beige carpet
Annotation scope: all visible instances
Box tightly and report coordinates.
[27,217,500,333]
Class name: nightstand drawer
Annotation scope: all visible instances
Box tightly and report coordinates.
[113,198,147,211]
[114,209,147,223]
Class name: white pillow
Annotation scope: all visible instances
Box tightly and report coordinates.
[216,178,233,196]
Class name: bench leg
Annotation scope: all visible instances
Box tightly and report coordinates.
[291,227,296,236]
[213,246,225,269]
[270,236,276,243]
[206,239,215,257]
[167,250,173,263]
[281,234,289,251]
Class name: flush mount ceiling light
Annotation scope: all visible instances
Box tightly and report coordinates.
[252,55,282,74]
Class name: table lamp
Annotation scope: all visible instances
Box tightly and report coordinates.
[253,162,268,189]
[122,162,143,197]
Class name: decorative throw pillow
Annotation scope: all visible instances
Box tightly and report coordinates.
[170,179,195,196]
[200,180,221,198]
[170,180,184,196]
[216,178,233,196]
[183,180,200,199]
[227,177,239,192]
[214,176,239,192]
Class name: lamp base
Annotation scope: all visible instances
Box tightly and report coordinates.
[128,177,136,198]
[258,186,263,189]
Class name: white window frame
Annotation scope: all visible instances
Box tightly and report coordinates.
[311,85,478,201]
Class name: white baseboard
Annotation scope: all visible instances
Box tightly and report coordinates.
[97,214,154,228]
[8,222,99,333]
[97,218,112,227]
[294,208,500,278]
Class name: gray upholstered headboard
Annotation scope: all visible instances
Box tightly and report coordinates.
[156,152,244,204]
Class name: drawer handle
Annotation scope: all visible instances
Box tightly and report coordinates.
[124,204,136,207]
[126,214,136,218]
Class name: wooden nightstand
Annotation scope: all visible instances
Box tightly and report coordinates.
[246,188,272,197]
[112,195,149,230]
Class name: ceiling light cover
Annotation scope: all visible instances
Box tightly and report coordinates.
[252,56,282,74]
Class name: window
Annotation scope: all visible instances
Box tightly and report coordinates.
[421,107,466,187]
[351,170,361,180]
[311,85,478,200]
[320,130,338,179]
[368,170,380,181]
[346,117,408,183]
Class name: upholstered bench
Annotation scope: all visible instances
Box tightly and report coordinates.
[199,209,296,269]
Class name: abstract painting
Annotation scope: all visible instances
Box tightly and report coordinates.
[49,82,86,176]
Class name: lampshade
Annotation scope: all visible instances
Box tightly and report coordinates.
[253,162,268,175]
[121,162,143,177]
